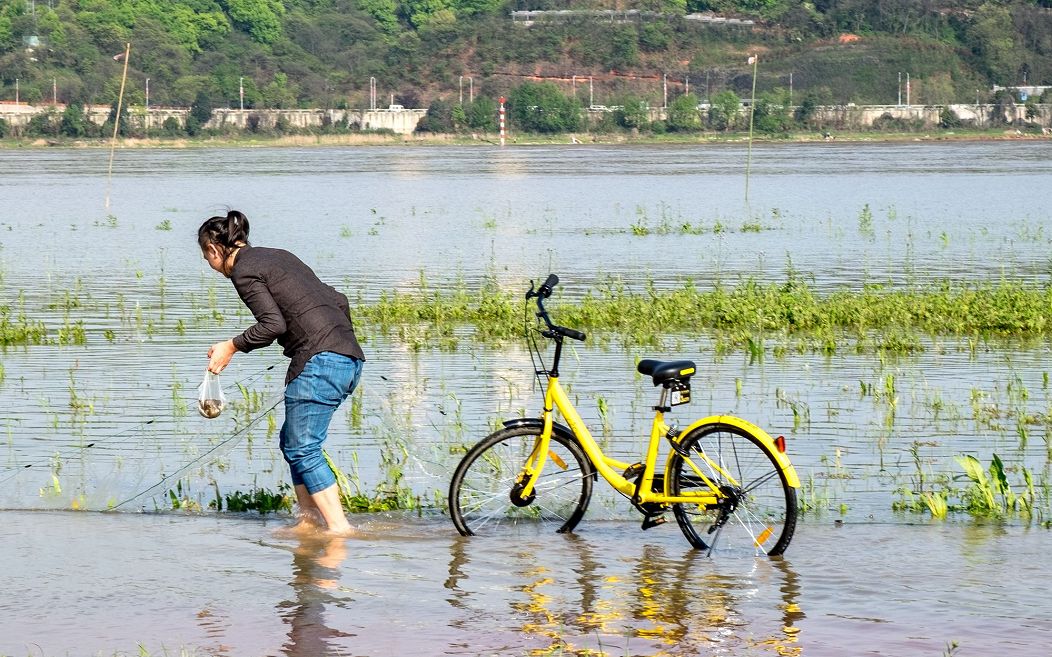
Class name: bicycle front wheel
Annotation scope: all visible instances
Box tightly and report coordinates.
[669,423,797,556]
[449,425,593,536]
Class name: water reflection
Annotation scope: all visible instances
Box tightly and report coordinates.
[444,535,471,611]
[446,531,806,655]
[277,536,355,657]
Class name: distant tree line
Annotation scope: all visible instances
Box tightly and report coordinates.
[416,80,1052,137]
[3,78,1049,141]
[1,0,1052,116]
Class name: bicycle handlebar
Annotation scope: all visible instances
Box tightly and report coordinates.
[527,274,586,342]
[538,274,559,299]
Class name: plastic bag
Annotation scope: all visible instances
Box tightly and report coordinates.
[197,370,226,419]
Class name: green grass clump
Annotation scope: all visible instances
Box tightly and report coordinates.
[218,484,295,514]
[356,278,1052,354]
[0,305,48,346]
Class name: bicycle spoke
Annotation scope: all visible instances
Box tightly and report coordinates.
[450,427,593,536]
[672,425,796,556]
[740,468,779,494]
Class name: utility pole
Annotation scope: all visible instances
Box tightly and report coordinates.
[469,77,473,103]
[685,76,689,96]
[369,77,376,110]
[906,72,910,107]
[145,78,150,111]
[589,76,593,108]
[662,73,667,108]
[898,72,902,106]
[14,78,18,105]
[459,76,463,105]
[52,78,57,105]
[239,77,244,110]
[572,75,577,101]
[789,72,793,106]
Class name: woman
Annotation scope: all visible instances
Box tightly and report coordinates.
[199,210,365,535]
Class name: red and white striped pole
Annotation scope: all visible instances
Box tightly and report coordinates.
[499,96,506,147]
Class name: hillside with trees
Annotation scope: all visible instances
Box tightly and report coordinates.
[1,0,1051,128]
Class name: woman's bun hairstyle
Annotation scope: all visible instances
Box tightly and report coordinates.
[198,210,251,252]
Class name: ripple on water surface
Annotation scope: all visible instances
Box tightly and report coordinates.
[1,511,1049,656]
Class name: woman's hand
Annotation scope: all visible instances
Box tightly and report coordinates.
[207,339,238,374]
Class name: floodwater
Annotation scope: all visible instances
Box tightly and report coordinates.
[3,511,1050,657]
[2,142,1052,655]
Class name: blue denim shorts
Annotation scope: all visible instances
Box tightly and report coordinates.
[279,352,363,494]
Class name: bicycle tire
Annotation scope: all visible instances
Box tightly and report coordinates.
[668,423,797,556]
[449,425,593,536]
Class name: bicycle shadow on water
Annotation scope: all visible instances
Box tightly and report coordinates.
[444,527,806,656]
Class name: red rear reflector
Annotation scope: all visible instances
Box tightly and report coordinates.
[774,435,786,453]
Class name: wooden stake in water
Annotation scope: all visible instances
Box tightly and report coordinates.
[105,42,131,211]
[745,53,758,208]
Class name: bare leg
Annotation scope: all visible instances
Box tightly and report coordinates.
[292,484,324,529]
[308,483,353,535]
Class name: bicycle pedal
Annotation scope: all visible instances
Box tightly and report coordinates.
[641,515,667,531]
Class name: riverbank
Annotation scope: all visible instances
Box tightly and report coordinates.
[1,127,1047,149]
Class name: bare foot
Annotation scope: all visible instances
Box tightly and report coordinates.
[273,510,326,537]
[322,523,358,538]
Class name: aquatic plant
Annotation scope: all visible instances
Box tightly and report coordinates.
[895,453,1040,519]
[355,277,1052,354]
[326,451,420,513]
[170,366,188,418]
[596,395,612,436]
[857,204,874,237]
[956,454,1034,517]
[212,481,294,513]
[167,480,203,512]
[0,302,48,346]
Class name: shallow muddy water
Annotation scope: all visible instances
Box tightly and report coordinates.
[2,143,1052,654]
[2,510,1048,657]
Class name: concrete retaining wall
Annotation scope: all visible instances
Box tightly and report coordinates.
[1,101,1047,135]
[0,103,428,135]
[809,103,1047,129]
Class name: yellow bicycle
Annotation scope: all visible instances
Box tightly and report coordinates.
[449,275,800,556]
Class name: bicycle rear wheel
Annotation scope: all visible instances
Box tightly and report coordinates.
[449,425,593,536]
[668,423,797,556]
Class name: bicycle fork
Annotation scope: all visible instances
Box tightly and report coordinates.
[511,386,559,505]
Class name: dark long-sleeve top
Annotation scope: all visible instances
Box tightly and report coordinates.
[229,246,365,385]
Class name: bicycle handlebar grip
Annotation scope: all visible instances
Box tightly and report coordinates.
[560,327,586,342]
[538,274,559,298]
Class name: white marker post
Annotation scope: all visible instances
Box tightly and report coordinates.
[499,95,506,147]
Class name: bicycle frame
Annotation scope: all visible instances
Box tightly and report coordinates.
[516,374,800,508]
